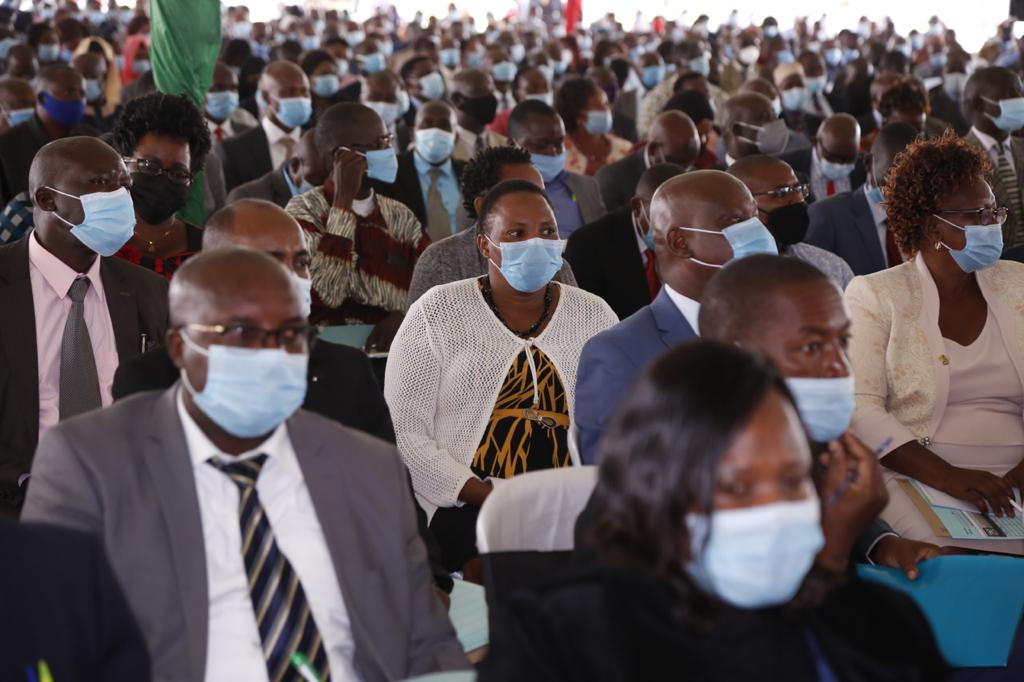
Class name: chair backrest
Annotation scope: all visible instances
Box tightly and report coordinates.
[475,466,599,554]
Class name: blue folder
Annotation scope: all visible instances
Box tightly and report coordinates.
[857,555,1024,667]
[448,579,489,653]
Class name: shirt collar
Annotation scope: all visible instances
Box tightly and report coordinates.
[262,114,300,146]
[663,284,701,335]
[412,149,453,177]
[27,231,102,299]
[544,169,570,187]
[176,387,290,468]
[456,125,478,147]
[970,126,1006,153]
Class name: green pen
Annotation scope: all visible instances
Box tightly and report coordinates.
[290,652,322,682]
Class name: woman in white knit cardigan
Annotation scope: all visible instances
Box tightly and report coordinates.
[385,180,618,573]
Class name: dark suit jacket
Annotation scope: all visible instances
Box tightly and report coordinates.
[928,87,969,136]
[215,122,272,192]
[225,161,293,207]
[378,150,466,228]
[478,564,947,682]
[0,115,50,205]
[856,111,879,138]
[0,237,169,515]
[594,149,646,212]
[575,288,698,463]
[778,147,867,196]
[806,188,886,276]
[565,206,651,321]
[0,521,151,681]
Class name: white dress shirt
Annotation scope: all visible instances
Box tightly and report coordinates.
[262,115,302,172]
[28,232,117,437]
[864,184,892,267]
[970,125,1016,173]
[809,147,852,202]
[664,284,701,334]
[176,392,360,682]
[351,188,377,218]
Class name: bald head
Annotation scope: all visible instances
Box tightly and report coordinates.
[738,77,779,103]
[259,60,310,127]
[315,102,386,167]
[726,153,789,187]
[647,111,700,169]
[722,92,777,159]
[816,113,860,164]
[204,199,311,279]
[29,136,122,195]
[415,99,456,131]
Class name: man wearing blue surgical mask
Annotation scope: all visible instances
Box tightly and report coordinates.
[70,52,118,133]
[507,99,606,239]
[964,66,1024,250]
[797,50,835,119]
[780,113,865,202]
[286,102,424,353]
[203,61,258,144]
[487,66,552,138]
[0,136,168,518]
[216,60,311,192]
[773,62,820,139]
[699,254,946,581]
[227,129,326,208]
[484,44,517,111]
[354,35,386,76]
[0,77,36,136]
[361,69,407,152]
[576,170,776,462]
[928,49,970,136]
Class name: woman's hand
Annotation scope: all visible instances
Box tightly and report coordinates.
[938,466,1017,517]
[365,311,404,353]
[458,478,493,506]
[1002,461,1024,498]
[869,536,945,580]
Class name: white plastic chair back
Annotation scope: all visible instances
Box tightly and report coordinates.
[475,466,598,554]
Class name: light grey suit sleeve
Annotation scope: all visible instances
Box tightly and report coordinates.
[407,240,451,306]
[20,426,104,534]
[569,173,607,225]
[202,153,227,222]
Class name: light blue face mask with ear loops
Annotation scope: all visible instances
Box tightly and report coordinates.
[674,216,778,268]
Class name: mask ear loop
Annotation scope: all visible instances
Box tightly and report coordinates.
[673,226,727,269]
[178,329,211,397]
[932,213,966,253]
[42,185,82,227]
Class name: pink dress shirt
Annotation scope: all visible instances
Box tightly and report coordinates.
[28,233,118,438]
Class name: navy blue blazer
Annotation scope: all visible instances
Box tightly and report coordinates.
[806,187,887,276]
[575,288,698,464]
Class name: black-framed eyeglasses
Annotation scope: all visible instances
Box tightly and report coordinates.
[936,206,1009,226]
[334,133,394,155]
[753,184,809,200]
[183,323,311,351]
[124,157,194,186]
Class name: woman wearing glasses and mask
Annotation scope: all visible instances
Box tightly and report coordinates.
[480,343,946,681]
[111,92,211,279]
[846,130,1024,554]
[384,180,617,578]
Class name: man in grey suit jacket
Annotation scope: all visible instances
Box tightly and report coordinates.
[23,248,468,682]
[226,161,294,207]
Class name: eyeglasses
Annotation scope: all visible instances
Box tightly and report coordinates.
[123,157,193,186]
[753,184,810,200]
[183,323,311,352]
[935,206,1009,226]
[333,134,394,155]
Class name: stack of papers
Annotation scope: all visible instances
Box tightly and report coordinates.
[899,479,1024,541]
[448,579,489,653]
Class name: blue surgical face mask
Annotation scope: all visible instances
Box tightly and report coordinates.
[132,59,150,74]
[785,376,855,443]
[764,25,779,38]
[525,91,554,106]
[531,150,566,183]
[781,86,808,111]
[181,334,309,438]
[929,52,947,68]
[301,35,319,51]
[275,96,313,129]
[584,109,613,135]
[824,47,843,66]
[676,216,779,268]
[415,127,455,165]
[642,64,666,89]
[84,78,103,102]
[467,49,484,69]
[687,497,823,609]
[687,56,710,77]
[312,73,340,98]
[419,71,446,100]
[46,185,137,256]
[4,107,34,127]
[896,43,912,58]
[776,50,795,64]
[491,60,516,82]
[379,39,394,57]
[487,236,566,293]
[361,51,385,73]
[282,164,313,197]
[364,99,400,126]
[866,169,884,204]
[943,72,968,100]
[536,64,554,83]
[440,47,460,68]
[983,96,1024,132]
[346,31,365,47]
[510,43,525,63]
[291,273,313,318]
[37,43,60,62]
[0,36,17,60]
[206,90,239,121]
[934,214,1004,273]
[818,155,855,180]
[365,147,398,183]
[804,76,826,95]
[397,89,410,117]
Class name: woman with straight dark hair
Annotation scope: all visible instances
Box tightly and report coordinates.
[479,341,947,682]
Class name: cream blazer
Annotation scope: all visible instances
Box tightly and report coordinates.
[845,253,1024,456]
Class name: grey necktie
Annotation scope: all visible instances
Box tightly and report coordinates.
[59,277,102,420]
[996,143,1024,244]
[426,167,452,242]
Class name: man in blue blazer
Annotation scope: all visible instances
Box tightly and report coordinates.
[575,170,769,463]
[806,122,919,276]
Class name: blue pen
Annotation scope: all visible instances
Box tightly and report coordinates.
[25,664,38,682]
[824,437,893,507]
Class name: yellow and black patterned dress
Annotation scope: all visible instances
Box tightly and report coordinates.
[470,346,571,480]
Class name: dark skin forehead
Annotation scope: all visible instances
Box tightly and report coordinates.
[818,115,860,159]
[734,160,801,211]
[730,92,776,126]
[210,62,238,90]
[483,191,557,239]
[514,111,564,147]
[975,68,1023,101]
[0,78,35,108]
[517,69,549,95]
[41,68,85,98]
[214,204,308,255]
[416,101,455,131]
[172,256,301,328]
[798,52,825,77]
[740,78,778,101]
[71,53,105,79]
[453,69,494,97]
[365,72,398,101]
[261,61,309,95]
[324,109,387,148]
[408,59,435,80]
[33,138,129,196]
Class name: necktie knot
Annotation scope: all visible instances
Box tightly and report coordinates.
[430,166,443,182]
[207,453,268,489]
[68,277,90,303]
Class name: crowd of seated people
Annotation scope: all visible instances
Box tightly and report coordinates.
[3,2,1024,679]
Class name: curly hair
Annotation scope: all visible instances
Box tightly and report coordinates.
[555,75,599,134]
[111,92,212,173]
[459,145,533,218]
[884,129,992,256]
[878,78,927,119]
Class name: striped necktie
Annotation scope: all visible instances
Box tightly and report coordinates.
[208,455,331,682]
[996,142,1024,244]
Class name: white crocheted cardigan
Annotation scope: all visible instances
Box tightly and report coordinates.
[384,277,619,520]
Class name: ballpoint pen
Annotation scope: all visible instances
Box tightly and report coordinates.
[824,437,892,507]
[290,652,322,682]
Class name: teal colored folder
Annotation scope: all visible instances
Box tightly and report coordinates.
[857,555,1024,667]
[448,579,489,653]
[318,324,374,349]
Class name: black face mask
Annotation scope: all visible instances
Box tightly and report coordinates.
[456,93,498,126]
[764,201,809,247]
[131,172,189,225]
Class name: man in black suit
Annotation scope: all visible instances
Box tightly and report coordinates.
[594,110,701,211]
[0,521,150,681]
[379,100,465,241]
[216,60,311,192]
[566,163,687,320]
[225,129,326,208]
[928,50,971,137]
[0,64,88,205]
[0,137,168,517]
[779,113,866,203]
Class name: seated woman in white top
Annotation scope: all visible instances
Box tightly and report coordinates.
[846,130,1024,554]
[385,179,618,574]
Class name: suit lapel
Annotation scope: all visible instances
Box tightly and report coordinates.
[649,288,697,347]
[0,238,39,435]
[144,388,209,679]
[397,152,427,222]
[100,258,141,360]
[850,189,887,272]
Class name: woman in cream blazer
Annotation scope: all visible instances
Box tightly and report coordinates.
[846,131,1024,553]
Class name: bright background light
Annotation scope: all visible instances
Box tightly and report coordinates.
[244,1,1016,52]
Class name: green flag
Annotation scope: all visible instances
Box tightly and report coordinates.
[150,0,221,225]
